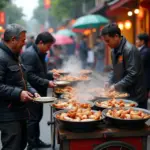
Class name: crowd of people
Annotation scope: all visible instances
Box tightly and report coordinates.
[0,22,150,150]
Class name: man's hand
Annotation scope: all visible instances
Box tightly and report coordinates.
[20,91,33,102]
[53,72,60,79]
[109,85,115,93]
[34,93,41,98]
[48,81,56,88]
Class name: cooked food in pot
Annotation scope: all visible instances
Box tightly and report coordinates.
[58,75,89,82]
[51,69,67,74]
[106,108,150,120]
[96,99,136,108]
[80,70,92,75]
[54,86,75,94]
[52,99,92,110]
[89,88,128,98]
[56,108,102,122]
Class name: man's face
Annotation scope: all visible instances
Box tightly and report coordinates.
[103,34,120,49]
[40,42,53,53]
[12,32,26,53]
[136,38,144,48]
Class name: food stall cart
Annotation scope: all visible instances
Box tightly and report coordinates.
[48,69,150,150]
[57,123,150,150]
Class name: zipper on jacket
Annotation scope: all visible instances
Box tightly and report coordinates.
[18,63,27,91]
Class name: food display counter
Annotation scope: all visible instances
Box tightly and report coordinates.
[47,69,150,150]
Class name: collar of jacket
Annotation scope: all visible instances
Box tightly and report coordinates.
[113,36,127,56]
[32,44,47,60]
[139,45,147,51]
[0,42,19,61]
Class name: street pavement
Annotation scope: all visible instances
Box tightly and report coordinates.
[0,73,150,150]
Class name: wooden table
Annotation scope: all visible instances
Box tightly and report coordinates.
[57,124,150,150]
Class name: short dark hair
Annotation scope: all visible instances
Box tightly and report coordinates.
[4,24,26,42]
[35,32,56,44]
[137,33,149,46]
[101,23,121,37]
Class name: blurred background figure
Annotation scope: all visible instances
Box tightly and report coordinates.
[87,49,94,69]
[66,36,76,56]
[136,33,150,94]
[79,35,88,69]
[47,45,63,70]
[94,35,105,73]
[26,35,35,49]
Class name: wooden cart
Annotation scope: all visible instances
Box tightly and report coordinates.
[57,124,150,150]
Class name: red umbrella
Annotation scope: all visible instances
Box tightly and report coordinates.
[53,34,73,45]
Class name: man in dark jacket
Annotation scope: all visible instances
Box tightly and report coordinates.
[79,35,88,69]
[136,33,150,93]
[94,35,105,73]
[0,24,39,150]
[21,32,57,150]
[26,35,34,49]
[101,23,147,109]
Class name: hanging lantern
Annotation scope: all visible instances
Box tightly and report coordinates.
[92,28,96,32]
[118,22,124,30]
[134,9,140,14]
[127,11,133,17]
[124,20,132,30]
[0,12,5,25]
[44,0,51,9]
[84,29,91,35]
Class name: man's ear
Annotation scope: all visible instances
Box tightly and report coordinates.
[141,40,145,45]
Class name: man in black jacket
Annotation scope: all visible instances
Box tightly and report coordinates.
[136,33,150,93]
[21,32,57,150]
[79,35,88,69]
[101,23,147,109]
[0,24,39,150]
[26,35,34,49]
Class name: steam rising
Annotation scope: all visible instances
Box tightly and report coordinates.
[61,56,82,75]
[60,56,105,101]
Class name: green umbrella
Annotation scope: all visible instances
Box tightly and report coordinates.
[56,29,76,37]
[72,14,109,29]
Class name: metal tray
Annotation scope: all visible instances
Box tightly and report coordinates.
[102,107,150,129]
[54,81,71,86]
[53,109,104,132]
[33,97,57,103]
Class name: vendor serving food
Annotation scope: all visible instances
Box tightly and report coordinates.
[101,23,147,109]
